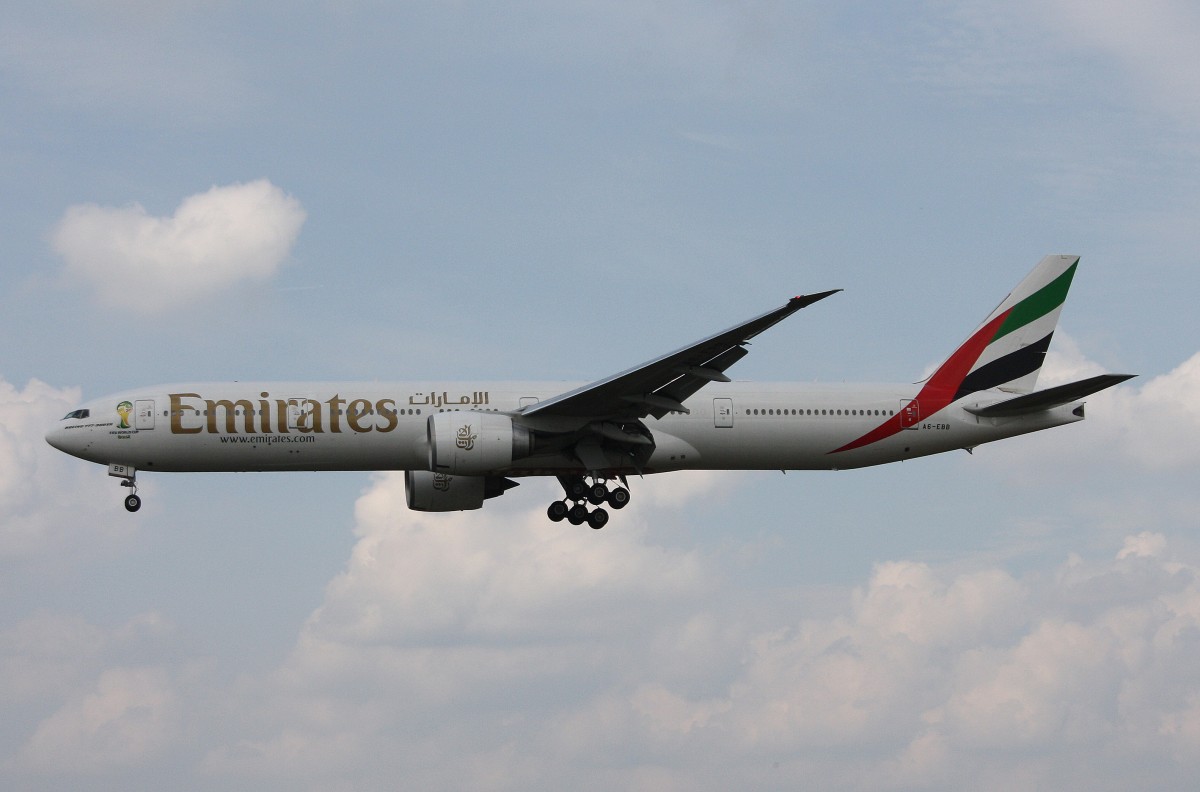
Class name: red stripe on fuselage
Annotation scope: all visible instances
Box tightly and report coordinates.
[831,308,1012,454]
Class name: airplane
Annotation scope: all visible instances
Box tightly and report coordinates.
[46,255,1133,529]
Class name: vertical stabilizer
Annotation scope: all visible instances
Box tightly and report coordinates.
[928,254,1078,398]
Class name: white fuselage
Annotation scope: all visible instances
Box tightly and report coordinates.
[45,380,1084,477]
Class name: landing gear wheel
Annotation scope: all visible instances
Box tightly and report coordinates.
[607,487,630,509]
[568,504,588,525]
[587,507,609,530]
[587,482,609,505]
[124,494,142,513]
[566,478,589,501]
[547,500,569,522]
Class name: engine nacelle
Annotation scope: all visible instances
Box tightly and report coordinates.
[427,412,532,475]
[404,470,518,512]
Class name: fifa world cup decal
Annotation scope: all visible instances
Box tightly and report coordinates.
[116,401,134,429]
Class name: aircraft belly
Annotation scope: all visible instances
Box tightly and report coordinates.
[657,406,1053,471]
[661,417,850,470]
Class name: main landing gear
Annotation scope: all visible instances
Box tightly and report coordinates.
[547,475,630,529]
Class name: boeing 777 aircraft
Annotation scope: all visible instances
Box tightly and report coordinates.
[46,255,1132,529]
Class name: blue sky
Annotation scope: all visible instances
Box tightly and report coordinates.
[3,2,1200,789]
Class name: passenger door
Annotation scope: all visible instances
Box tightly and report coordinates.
[135,399,155,430]
[713,397,734,428]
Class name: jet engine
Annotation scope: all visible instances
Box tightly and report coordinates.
[404,470,518,512]
[427,412,532,475]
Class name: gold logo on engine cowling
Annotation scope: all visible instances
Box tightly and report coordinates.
[456,423,477,451]
[432,473,452,491]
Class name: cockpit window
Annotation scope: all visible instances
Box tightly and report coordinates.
[62,409,90,420]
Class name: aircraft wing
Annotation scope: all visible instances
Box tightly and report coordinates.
[521,291,839,426]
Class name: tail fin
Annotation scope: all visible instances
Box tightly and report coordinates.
[925,254,1078,400]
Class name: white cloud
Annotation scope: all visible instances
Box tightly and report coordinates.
[191,458,1200,790]
[51,180,305,314]
[591,538,1200,789]
[201,473,719,786]
[0,612,108,705]
[0,376,133,560]
[206,531,1200,790]
[278,471,713,718]
[0,610,179,781]
[17,666,180,773]
[1037,339,1200,471]
[1039,333,1110,385]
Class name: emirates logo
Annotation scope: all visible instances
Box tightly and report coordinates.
[456,423,477,451]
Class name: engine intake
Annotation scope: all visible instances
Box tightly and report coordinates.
[427,412,532,475]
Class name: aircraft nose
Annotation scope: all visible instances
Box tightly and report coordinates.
[45,422,68,452]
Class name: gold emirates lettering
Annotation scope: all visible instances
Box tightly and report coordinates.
[169,392,401,435]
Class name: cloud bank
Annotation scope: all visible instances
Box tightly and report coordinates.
[51,180,305,313]
[193,490,1200,791]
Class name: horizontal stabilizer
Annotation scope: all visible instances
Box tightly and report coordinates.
[964,373,1136,418]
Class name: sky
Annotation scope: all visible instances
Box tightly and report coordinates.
[2,1,1199,789]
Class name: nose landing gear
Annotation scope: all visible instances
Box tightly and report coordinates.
[108,464,141,512]
[121,481,142,513]
[548,475,629,529]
